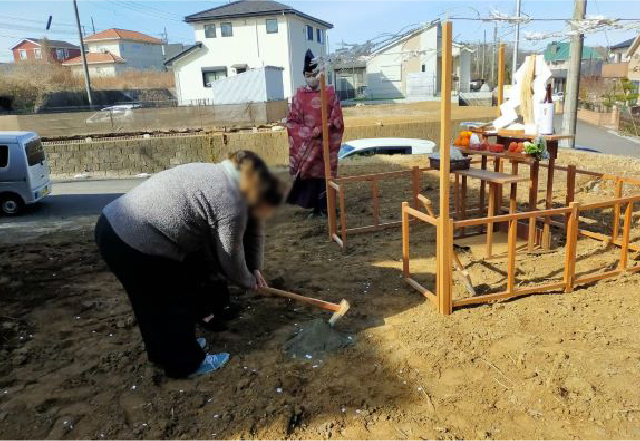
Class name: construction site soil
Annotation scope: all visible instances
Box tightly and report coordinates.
[1,151,640,440]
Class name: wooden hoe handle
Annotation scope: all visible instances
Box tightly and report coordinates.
[257,287,341,312]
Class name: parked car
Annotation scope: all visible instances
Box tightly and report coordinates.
[85,104,141,124]
[0,132,52,215]
[338,138,436,160]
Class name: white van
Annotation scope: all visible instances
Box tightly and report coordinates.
[0,132,52,215]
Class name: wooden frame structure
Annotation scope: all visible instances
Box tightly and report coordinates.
[316,24,639,315]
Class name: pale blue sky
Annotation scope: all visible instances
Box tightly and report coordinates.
[0,0,638,63]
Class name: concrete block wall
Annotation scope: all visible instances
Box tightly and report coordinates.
[44,116,495,178]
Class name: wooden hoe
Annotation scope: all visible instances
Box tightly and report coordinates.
[257,287,350,326]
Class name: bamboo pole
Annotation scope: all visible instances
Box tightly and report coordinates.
[319,74,337,240]
[437,20,453,316]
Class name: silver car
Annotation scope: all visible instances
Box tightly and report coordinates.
[0,132,52,215]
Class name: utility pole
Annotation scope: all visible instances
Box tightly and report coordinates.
[512,0,522,82]
[73,0,93,107]
[481,29,486,80]
[491,23,497,86]
[91,17,96,35]
[562,0,587,148]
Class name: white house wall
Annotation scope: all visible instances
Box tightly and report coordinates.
[176,14,327,103]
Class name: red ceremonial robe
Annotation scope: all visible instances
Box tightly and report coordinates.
[286,85,344,179]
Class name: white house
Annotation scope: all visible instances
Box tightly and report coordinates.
[166,0,332,105]
[63,28,164,77]
[364,22,472,100]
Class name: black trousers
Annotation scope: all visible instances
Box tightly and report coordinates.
[94,214,225,378]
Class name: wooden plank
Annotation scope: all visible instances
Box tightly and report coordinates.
[454,206,572,228]
[578,228,640,253]
[320,74,337,240]
[575,270,621,286]
[461,175,468,234]
[564,202,579,292]
[486,183,496,258]
[453,173,461,219]
[437,20,453,316]
[507,217,518,292]
[620,201,633,270]
[580,195,640,211]
[371,178,380,227]
[453,281,566,307]
[528,161,540,251]
[613,180,623,241]
[334,166,434,183]
[455,168,530,184]
[405,277,438,304]
[402,202,410,278]
[406,206,438,226]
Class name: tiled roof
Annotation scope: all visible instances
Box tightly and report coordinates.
[11,38,79,50]
[185,0,332,28]
[543,42,603,63]
[610,37,635,50]
[85,28,162,44]
[62,53,126,65]
[164,43,202,66]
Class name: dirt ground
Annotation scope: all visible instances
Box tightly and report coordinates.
[2,152,640,440]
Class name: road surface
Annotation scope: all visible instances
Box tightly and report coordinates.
[556,115,640,156]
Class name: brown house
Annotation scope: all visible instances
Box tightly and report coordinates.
[10,38,81,64]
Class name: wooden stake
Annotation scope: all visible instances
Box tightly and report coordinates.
[613,179,623,241]
[542,156,556,249]
[509,161,519,214]
[566,164,576,229]
[528,161,540,251]
[402,202,410,278]
[320,74,337,240]
[498,43,506,106]
[486,183,496,258]
[507,217,518,293]
[437,20,453,316]
[564,202,579,292]
[619,201,633,270]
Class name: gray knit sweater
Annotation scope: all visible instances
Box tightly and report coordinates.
[102,162,261,288]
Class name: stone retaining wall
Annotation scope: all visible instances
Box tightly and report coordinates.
[44,116,494,178]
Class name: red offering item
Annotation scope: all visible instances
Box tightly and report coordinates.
[469,143,482,151]
[478,142,488,151]
[508,142,518,152]
[488,144,504,153]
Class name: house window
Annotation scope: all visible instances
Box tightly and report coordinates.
[0,146,8,168]
[266,18,278,34]
[202,67,227,87]
[220,22,232,37]
[421,64,425,73]
[205,24,216,38]
[316,28,323,44]
[19,49,26,59]
[306,25,313,41]
[55,48,67,59]
[34,48,42,59]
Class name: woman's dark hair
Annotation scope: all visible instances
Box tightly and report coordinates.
[229,151,285,207]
